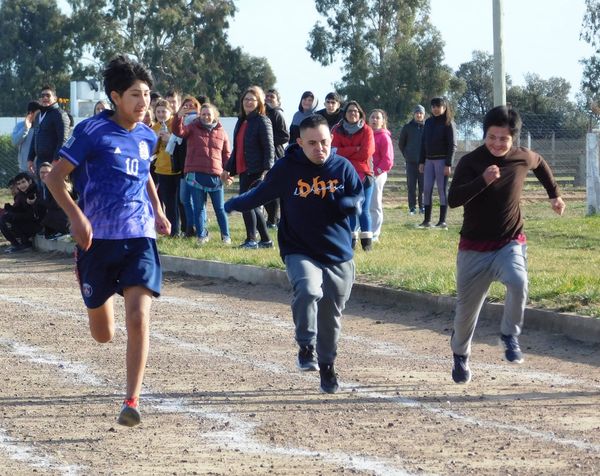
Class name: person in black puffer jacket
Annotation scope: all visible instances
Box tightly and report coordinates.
[223,85,275,249]
[27,85,71,176]
[418,97,457,229]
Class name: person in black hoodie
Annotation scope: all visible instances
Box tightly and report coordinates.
[27,85,71,176]
[0,172,42,253]
[418,97,457,229]
[316,91,344,130]
[399,104,426,215]
[225,114,363,394]
[264,88,290,228]
[223,85,275,249]
[36,162,70,239]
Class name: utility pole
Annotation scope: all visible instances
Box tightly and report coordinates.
[493,0,506,106]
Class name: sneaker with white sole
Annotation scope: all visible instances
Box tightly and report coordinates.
[452,353,472,384]
[117,397,141,427]
[500,334,524,363]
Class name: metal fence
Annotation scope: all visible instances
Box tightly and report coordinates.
[0,119,588,189]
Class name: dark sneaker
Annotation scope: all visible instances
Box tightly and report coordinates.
[500,334,524,363]
[417,221,432,228]
[319,363,339,394]
[239,239,258,249]
[117,397,141,427]
[297,345,319,371]
[267,222,278,229]
[452,353,471,384]
[434,221,448,229]
[258,240,274,249]
[409,208,416,215]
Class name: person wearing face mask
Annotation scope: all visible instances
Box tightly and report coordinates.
[223,85,275,249]
[289,91,318,144]
[331,100,376,251]
[172,102,232,244]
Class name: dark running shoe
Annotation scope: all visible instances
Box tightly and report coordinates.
[417,221,432,229]
[258,240,274,249]
[117,397,141,427]
[297,345,319,371]
[452,353,472,384]
[239,239,258,249]
[500,334,524,363]
[319,363,339,394]
[434,221,448,229]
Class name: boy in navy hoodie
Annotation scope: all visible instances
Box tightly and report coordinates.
[224,114,363,393]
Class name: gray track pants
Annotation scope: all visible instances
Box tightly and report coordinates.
[451,241,528,357]
[285,254,355,364]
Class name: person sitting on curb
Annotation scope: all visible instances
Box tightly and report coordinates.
[0,172,42,253]
[224,114,363,394]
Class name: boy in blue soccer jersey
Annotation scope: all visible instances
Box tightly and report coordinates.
[224,115,363,394]
[44,55,171,427]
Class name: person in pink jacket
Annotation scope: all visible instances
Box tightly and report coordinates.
[368,108,394,242]
[331,100,376,251]
[172,102,233,244]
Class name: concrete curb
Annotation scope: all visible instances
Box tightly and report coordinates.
[33,236,600,344]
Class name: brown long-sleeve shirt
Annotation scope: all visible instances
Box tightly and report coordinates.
[448,145,560,241]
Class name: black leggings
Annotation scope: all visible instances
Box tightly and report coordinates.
[238,172,270,242]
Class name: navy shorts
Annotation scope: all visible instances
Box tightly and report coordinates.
[75,237,161,309]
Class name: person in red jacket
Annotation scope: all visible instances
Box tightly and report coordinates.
[172,103,232,244]
[331,101,375,250]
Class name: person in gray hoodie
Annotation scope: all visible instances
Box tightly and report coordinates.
[288,91,318,144]
[11,101,40,172]
[398,104,425,215]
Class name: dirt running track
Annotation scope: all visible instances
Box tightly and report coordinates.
[0,251,599,476]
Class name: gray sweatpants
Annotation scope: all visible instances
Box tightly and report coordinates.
[450,241,528,357]
[285,254,355,364]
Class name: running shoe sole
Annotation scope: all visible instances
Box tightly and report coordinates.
[118,406,141,427]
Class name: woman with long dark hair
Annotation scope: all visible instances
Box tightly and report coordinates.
[223,86,275,249]
[418,97,457,229]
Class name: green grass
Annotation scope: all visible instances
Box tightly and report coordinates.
[156,190,600,318]
[3,186,599,317]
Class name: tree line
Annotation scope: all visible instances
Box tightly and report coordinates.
[1,0,598,139]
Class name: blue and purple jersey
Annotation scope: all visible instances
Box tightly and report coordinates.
[59,110,158,240]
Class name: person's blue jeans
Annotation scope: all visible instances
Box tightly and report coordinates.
[179,178,203,235]
[349,177,374,233]
[190,186,230,239]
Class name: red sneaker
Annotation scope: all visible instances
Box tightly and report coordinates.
[117,397,141,427]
